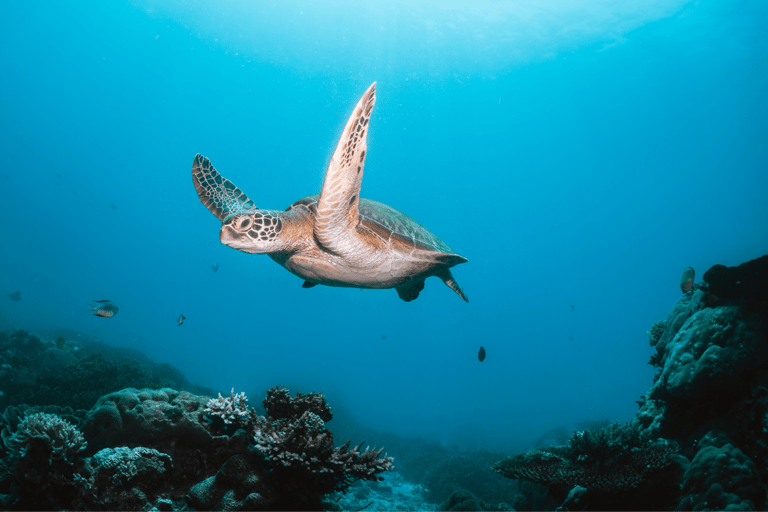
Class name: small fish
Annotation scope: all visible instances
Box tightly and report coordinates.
[478,346,486,362]
[177,314,186,326]
[212,263,219,273]
[89,300,118,318]
[680,267,695,293]
[7,291,21,302]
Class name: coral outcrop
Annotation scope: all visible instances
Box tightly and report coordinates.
[251,386,393,509]
[0,385,393,511]
[496,253,768,510]
[637,254,768,509]
[73,447,175,510]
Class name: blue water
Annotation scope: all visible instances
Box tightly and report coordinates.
[1,0,766,455]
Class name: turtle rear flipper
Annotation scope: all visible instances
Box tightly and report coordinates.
[436,268,468,302]
[396,279,425,302]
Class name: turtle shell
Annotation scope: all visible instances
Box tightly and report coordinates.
[287,195,459,256]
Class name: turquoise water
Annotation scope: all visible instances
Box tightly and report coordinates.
[1,0,766,454]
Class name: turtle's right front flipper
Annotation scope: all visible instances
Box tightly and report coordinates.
[192,154,258,221]
[315,83,376,256]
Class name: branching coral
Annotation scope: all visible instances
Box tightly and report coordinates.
[5,412,86,463]
[253,387,392,499]
[205,387,250,425]
[263,386,333,422]
[493,421,679,494]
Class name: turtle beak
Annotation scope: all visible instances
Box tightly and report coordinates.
[220,223,261,253]
[220,224,242,246]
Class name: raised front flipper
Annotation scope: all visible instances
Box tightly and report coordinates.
[314,83,376,255]
[192,154,258,222]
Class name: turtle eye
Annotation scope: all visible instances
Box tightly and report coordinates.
[236,216,252,231]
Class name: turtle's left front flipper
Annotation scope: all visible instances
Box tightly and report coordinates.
[192,154,258,222]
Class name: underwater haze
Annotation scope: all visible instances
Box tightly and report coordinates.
[1,0,767,456]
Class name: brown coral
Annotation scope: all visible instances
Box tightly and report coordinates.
[262,386,333,422]
[253,388,392,499]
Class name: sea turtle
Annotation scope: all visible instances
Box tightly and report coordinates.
[192,82,468,302]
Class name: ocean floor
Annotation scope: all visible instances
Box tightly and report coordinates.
[329,470,436,511]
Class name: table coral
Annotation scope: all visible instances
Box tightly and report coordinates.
[493,421,679,494]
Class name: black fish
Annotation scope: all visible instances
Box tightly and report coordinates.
[177,314,186,326]
[478,346,486,362]
[7,291,21,302]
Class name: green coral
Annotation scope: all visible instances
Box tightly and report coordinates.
[493,421,679,494]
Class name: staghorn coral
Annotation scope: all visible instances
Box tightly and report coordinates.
[493,421,679,494]
[205,387,250,425]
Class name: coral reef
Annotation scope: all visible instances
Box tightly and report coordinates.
[702,254,768,308]
[635,254,768,509]
[0,409,89,510]
[73,447,175,510]
[4,412,86,463]
[205,387,250,426]
[679,430,764,510]
[252,386,393,509]
[0,329,215,411]
[0,385,393,510]
[493,420,680,494]
[646,319,666,346]
[494,254,768,509]
[186,453,273,510]
[263,385,334,422]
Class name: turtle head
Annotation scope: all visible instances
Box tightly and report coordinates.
[220,211,284,254]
